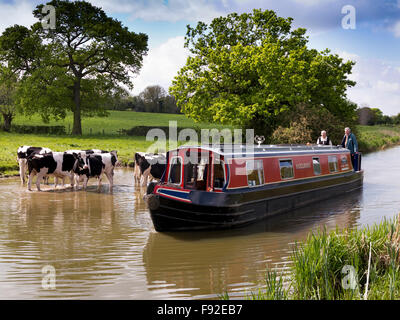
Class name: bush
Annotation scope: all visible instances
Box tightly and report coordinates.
[270,104,357,146]
[11,125,66,135]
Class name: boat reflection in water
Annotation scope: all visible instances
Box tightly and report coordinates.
[143,188,362,299]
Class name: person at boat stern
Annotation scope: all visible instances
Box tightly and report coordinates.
[316,130,332,145]
[341,127,359,171]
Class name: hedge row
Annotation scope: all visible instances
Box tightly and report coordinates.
[11,125,66,135]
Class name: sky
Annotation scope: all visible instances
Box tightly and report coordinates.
[0,0,399,115]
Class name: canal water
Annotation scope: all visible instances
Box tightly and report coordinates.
[0,147,399,299]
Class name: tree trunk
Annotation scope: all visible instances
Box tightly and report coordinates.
[72,79,82,135]
[1,113,13,132]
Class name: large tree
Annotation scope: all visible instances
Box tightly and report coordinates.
[170,9,356,139]
[0,66,18,131]
[0,0,148,135]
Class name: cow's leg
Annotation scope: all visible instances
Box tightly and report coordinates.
[36,171,47,191]
[141,167,150,186]
[27,171,36,191]
[105,171,114,192]
[19,159,26,185]
[134,165,141,184]
[83,176,89,190]
[74,174,80,190]
[69,173,74,188]
[97,176,102,192]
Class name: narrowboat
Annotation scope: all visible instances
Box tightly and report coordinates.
[145,144,363,232]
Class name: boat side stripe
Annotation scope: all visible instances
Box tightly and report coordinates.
[156,188,192,203]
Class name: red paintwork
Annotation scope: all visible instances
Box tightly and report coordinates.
[161,147,353,192]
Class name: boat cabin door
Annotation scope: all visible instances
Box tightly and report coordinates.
[183,150,211,191]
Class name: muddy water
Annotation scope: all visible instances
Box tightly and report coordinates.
[0,147,400,299]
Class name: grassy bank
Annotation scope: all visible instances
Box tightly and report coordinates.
[357,125,400,152]
[245,215,400,300]
[0,133,157,176]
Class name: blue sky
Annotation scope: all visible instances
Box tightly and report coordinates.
[1,0,399,115]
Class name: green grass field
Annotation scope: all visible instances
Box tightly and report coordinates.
[12,111,224,135]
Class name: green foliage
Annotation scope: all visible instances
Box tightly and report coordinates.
[170,9,356,138]
[0,0,148,135]
[271,103,357,145]
[0,66,19,131]
[239,215,400,300]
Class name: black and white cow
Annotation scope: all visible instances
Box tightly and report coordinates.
[65,149,109,188]
[134,152,166,186]
[74,151,118,192]
[27,152,80,191]
[17,146,52,185]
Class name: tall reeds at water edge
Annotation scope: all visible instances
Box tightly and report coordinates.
[243,215,400,300]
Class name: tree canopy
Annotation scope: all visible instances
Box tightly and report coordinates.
[0,0,148,135]
[170,9,357,139]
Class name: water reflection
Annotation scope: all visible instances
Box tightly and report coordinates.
[0,147,399,299]
[143,189,362,299]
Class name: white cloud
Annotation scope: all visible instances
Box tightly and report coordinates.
[391,20,400,37]
[130,36,190,95]
[91,0,224,23]
[0,0,36,33]
[338,51,400,115]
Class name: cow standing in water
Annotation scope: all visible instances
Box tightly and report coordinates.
[134,152,166,186]
[17,146,52,185]
[27,152,80,191]
[64,149,108,189]
[74,151,118,192]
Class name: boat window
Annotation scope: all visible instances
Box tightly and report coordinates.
[341,156,349,170]
[213,161,225,189]
[168,157,182,184]
[328,156,338,173]
[279,159,294,179]
[184,156,208,190]
[313,157,321,175]
[246,160,264,186]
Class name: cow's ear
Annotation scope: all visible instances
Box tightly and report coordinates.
[72,153,79,159]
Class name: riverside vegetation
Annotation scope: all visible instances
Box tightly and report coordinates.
[241,215,400,300]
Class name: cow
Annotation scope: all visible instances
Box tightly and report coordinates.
[17,146,52,185]
[27,152,80,191]
[134,152,166,186]
[65,149,109,188]
[74,150,118,192]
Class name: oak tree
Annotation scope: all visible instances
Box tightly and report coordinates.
[170,9,356,139]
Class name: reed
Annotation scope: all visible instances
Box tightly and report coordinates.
[243,214,400,300]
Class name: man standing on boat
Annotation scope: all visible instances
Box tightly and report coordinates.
[341,127,359,171]
[316,130,332,145]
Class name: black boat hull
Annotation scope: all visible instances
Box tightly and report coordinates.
[148,170,364,232]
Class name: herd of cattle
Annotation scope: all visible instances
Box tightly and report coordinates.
[16,145,167,192]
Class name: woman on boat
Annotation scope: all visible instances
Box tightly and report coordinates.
[316,130,332,145]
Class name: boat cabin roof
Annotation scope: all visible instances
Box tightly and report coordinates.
[175,144,349,158]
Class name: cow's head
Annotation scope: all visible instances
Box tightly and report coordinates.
[72,153,89,174]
